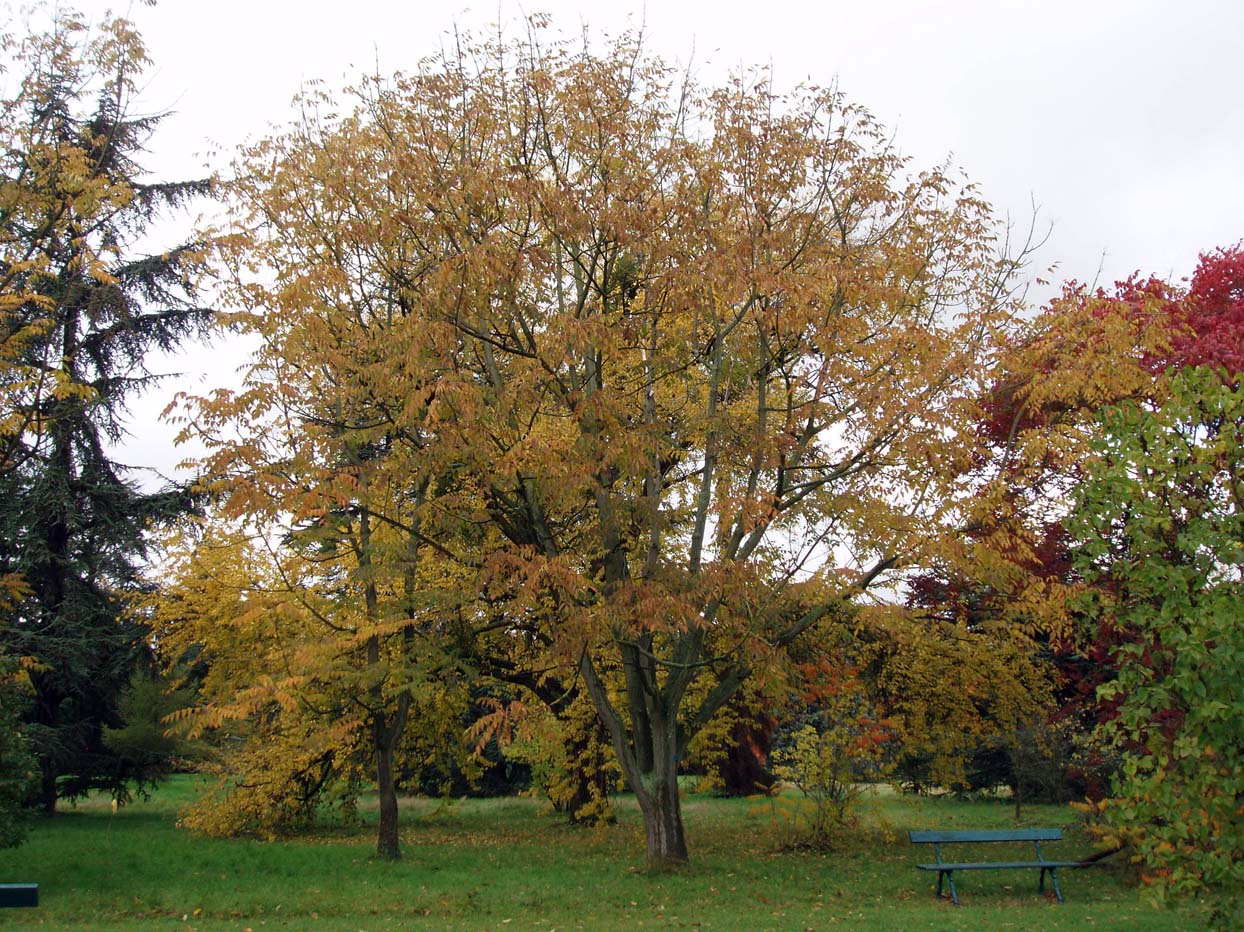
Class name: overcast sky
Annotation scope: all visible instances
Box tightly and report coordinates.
[22,0,1244,483]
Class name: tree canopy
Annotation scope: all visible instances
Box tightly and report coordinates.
[174,25,1026,866]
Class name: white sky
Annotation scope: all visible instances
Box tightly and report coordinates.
[31,0,1244,484]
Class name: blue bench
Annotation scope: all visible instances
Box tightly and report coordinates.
[909,828,1082,905]
[0,883,38,908]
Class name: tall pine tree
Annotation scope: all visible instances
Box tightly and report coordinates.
[0,6,212,810]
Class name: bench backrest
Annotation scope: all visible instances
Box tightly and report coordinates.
[909,828,1063,844]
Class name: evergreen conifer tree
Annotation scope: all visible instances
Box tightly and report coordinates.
[0,6,212,810]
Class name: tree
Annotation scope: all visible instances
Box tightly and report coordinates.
[867,599,1060,809]
[768,641,894,845]
[0,650,36,847]
[151,502,470,860]
[913,245,1244,798]
[1171,243,1244,376]
[1070,366,1244,913]
[184,25,1025,867]
[161,64,483,855]
[0,6,212,810]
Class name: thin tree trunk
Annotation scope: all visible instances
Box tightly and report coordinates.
[38,760,57,814]
[1012,763,1023,819]
[359,507,405,862]
[1010,744,1023,819]
[376,734,401,861]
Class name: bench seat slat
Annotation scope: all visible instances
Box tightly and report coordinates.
[909,828,1062,844]
[916,861,1082,871]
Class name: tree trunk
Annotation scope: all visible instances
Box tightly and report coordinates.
[1010,744,1023,820]
[38,760,57,814]
[634,769,688,868]
[578,646,695,868]
[359,515,407,863]
[375,738,401,861]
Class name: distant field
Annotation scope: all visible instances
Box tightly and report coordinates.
[0,777,1203,930]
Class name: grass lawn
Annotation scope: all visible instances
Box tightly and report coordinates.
[0,777,1206,931]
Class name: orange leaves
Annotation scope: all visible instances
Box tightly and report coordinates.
[465,696,530,756]
[169,21,1039,863]
[795,656,859,706]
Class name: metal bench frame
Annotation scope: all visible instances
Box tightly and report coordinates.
[909,828,1082,905]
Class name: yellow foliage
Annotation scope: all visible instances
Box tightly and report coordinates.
[770,692,894,847]
[172,22,1037,863]
[181,714,362,839]
[150,513,469,847]
[864,604,1057,792]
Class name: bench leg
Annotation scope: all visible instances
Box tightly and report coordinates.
[942,870,959,906]
[1038,867,1064,904]
[933,870,960,906]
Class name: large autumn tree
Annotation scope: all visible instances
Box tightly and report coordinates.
[182,25,1025,867]
[0,6,212,810]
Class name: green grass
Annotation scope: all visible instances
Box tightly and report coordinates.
[0,778,1206,931]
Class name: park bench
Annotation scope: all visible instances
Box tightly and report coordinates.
[0,883,38,907]
[909,828,1083,905]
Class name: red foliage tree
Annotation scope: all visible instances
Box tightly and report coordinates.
[1173,243,1244,375]
[905,243,1244,795]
